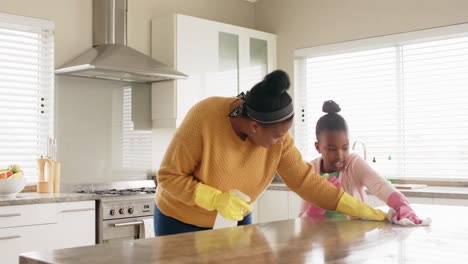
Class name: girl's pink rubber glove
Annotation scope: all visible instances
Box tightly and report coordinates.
[387,192,422,224]
[306,176,341,217]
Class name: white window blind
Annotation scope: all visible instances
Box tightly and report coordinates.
[121,87,152,169]
[0,13,54,182]
[295,24,468,180]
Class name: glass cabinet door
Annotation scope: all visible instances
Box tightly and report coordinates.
[242,37,268,91]
[213,32,239,96]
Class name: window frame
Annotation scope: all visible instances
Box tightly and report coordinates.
[294,23,468,182]
[0,12,55,183]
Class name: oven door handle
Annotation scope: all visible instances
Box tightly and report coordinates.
[113,221,144,227]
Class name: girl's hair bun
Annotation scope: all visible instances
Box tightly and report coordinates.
[322,100,341,114]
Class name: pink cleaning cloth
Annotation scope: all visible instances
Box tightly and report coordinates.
[387,208,432,226]
[387,192,423,224]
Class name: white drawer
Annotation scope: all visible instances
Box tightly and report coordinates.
[0,203,58,229]
[56,201,95,213]
[0,223,59,264]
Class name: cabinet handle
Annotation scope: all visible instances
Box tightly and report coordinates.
[114,221,143,227]
[60,208,95,213]
[0,235,21,240]
[0,213,21,217]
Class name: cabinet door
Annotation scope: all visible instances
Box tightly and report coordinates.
[176,15,240,121]
[151,14,276,127]
[178,18,277,118]
[258,190,288,223]
[56,201,96,248]
[0,203,58,229]
[288,191,303,219]
[239,34,276,92]
[0,223,59,264]
[0,201,95,264]
[251,200,259,224]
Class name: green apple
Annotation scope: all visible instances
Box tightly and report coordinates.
[8,164,21,173]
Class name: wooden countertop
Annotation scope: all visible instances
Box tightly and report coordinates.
[20,205,467,263]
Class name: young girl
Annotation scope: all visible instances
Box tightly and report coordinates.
[300,100,422,224]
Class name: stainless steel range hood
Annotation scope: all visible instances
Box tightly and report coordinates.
[55,0,186,83]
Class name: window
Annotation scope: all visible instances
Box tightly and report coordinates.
[0,13,54,182]
[121,87,152,170]
[295,23,468,180]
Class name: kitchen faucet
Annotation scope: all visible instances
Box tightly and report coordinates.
[351,140,367,161]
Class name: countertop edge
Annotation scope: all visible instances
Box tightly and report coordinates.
[267,184,468,199]
[0,194,100,206]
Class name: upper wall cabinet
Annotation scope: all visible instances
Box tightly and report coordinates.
[151,14,277,128]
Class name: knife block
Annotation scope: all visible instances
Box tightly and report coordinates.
[53,161,61,193]
[37,158,47,182]
[37,181,53,193]
[36,158,60,193]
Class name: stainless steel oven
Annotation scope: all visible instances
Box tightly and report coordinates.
[72,180,157,244]
[97,195,155,244]
[101,216,153,243]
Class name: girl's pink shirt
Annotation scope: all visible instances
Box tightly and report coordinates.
[300,154,398,216]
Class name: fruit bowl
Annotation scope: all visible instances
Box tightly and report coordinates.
[0,165,25,198]
[0,173,25,198]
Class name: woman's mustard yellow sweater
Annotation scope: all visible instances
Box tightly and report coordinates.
[155,97,344,227]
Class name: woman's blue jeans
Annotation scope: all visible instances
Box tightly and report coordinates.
[154,205,252,236]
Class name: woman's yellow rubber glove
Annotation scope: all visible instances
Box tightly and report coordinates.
[336,192,387,221]
[195,183,252,221]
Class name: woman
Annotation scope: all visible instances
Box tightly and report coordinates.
[300,100,422,224]
[154,70,387,236]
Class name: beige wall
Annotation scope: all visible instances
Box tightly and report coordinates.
[254,0,468,94]
[1,0,255,68]
[0,0,255,183]
[1,0,92,68]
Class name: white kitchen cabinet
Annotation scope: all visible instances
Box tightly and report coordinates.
[0,201,95,264]
[288,191,303,219]
[0,203,58,229]
[0,222,60,264]
[258,190,288,223]
[251,201,259,224]
[257,190,312,223]
[56,201,96,249]
[258,188,468,225]
[151,14,276,128]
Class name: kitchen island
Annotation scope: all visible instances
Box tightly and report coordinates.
[20,205,467,263]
